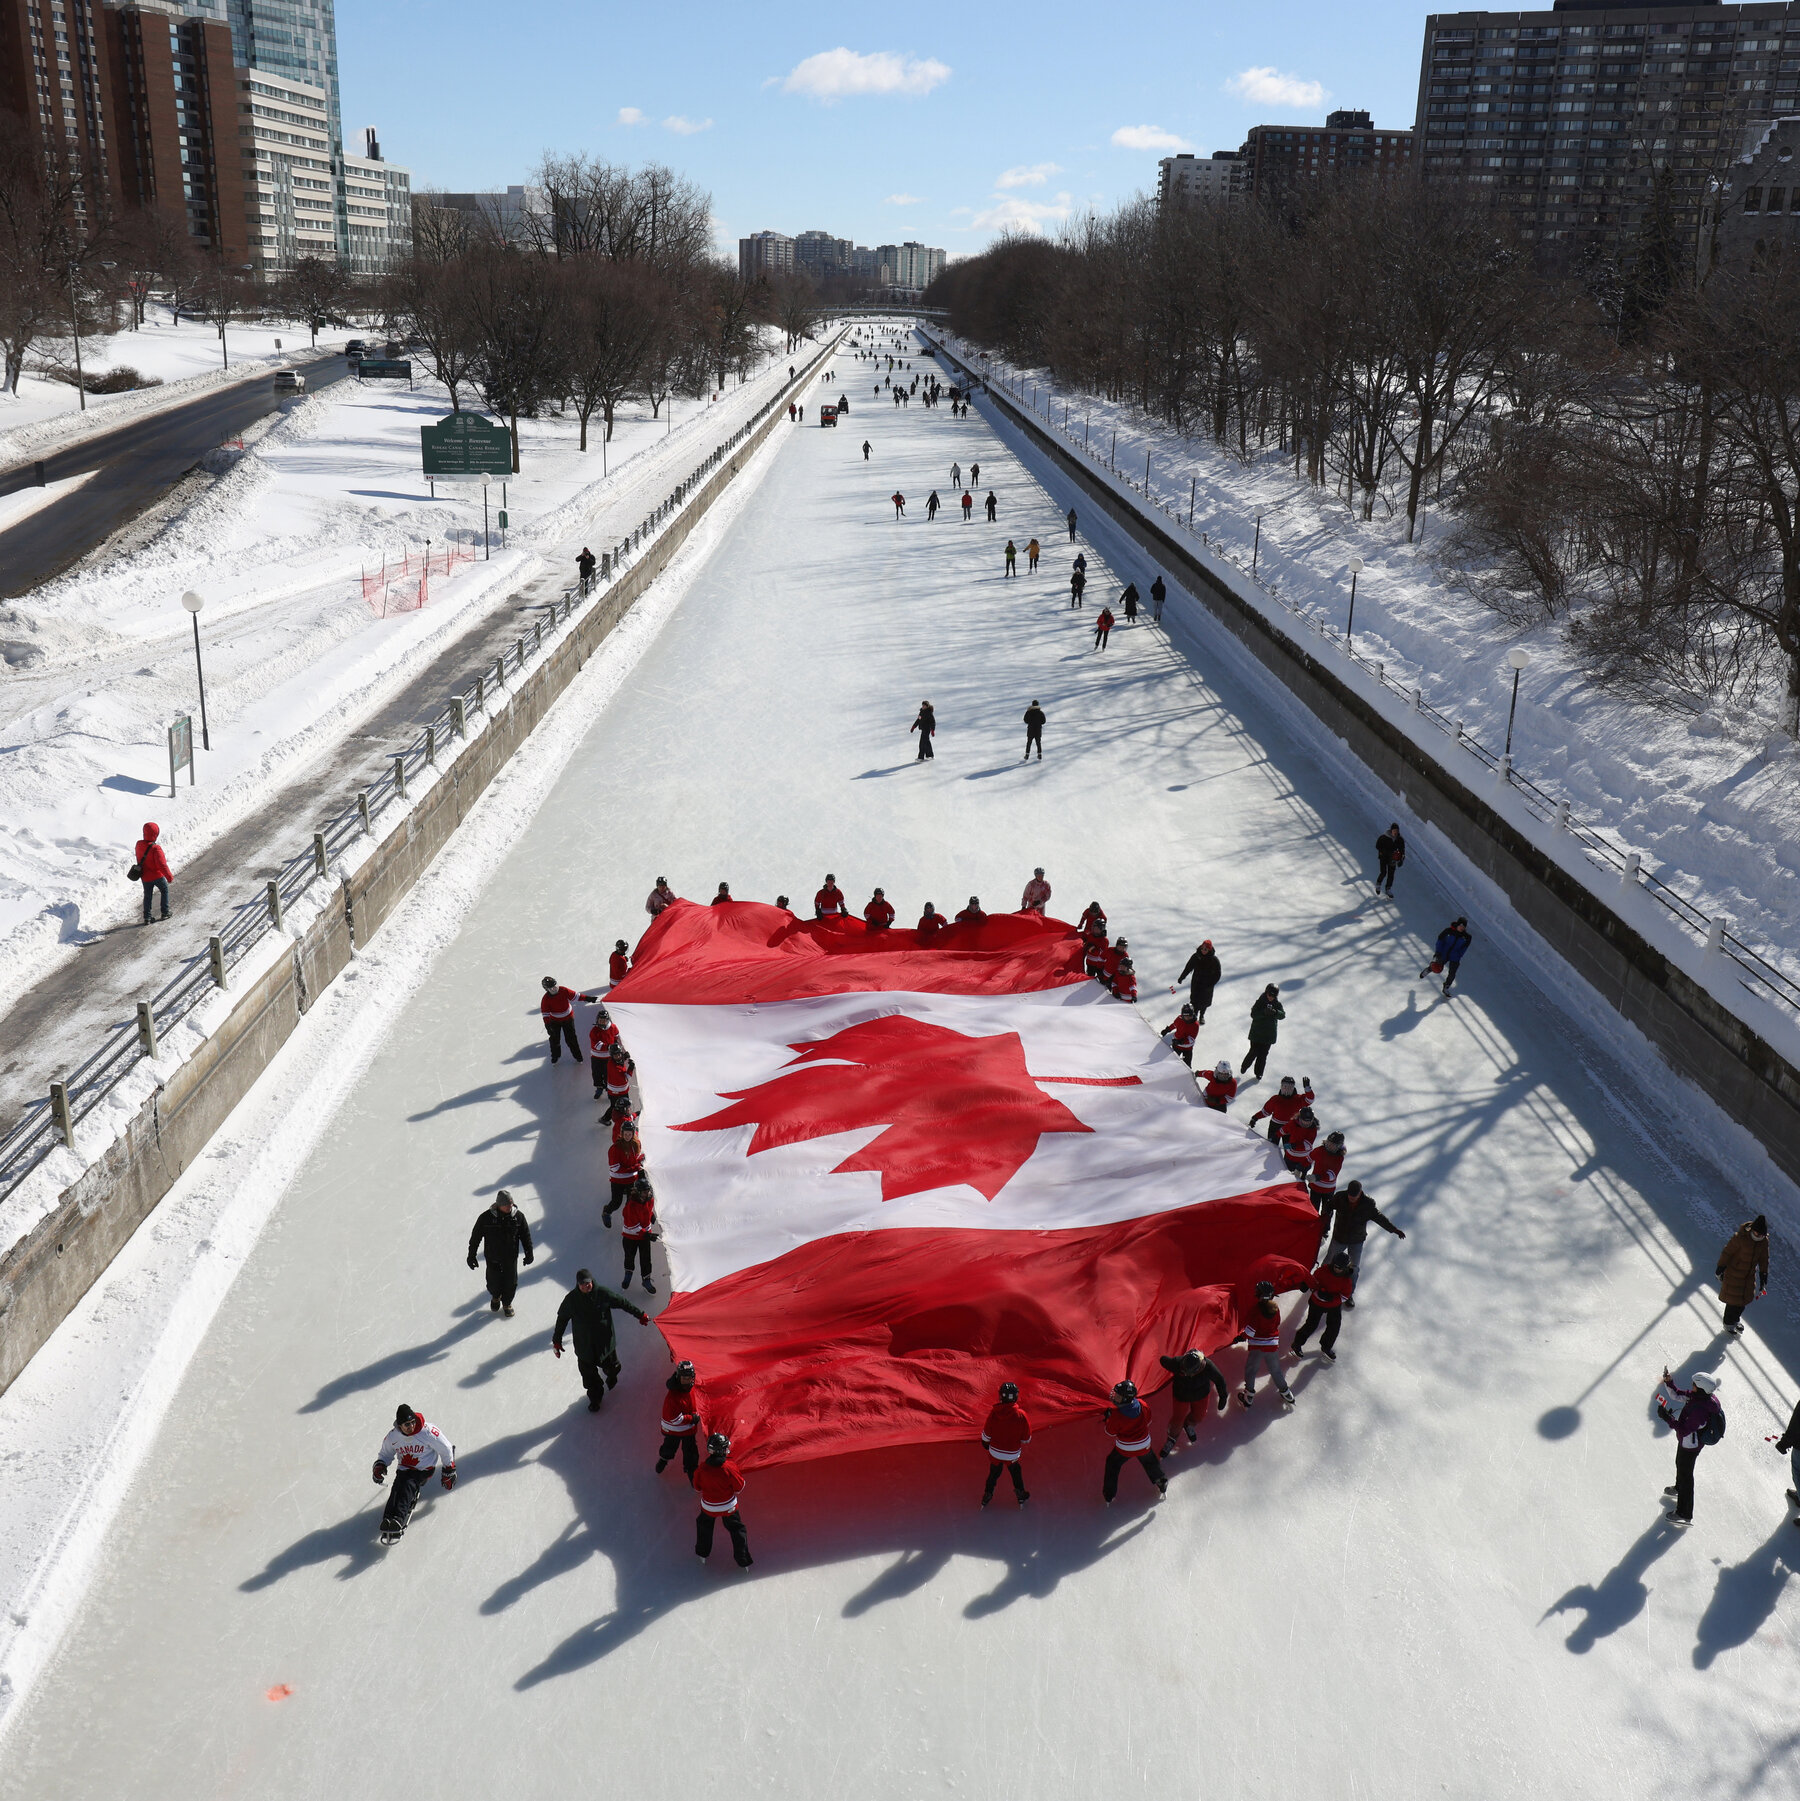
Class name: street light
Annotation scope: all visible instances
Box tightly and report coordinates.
[481,472,491,560]
[181,591,212,750]
[1346,557,1365,643]
[1504,646,1531,759]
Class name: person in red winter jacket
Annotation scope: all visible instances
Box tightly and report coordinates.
[1093,607,1115,650]
[1111,957,1139,1003]
[917,903,946,941]
[657,1361,705,1476]
[815,876,849,919]
[1306,1132,1346,1211]
[864,888,895,931]
[619,1177,659,1293]
[133,822,172,923]
[1084,934,1110,982]
[955,896,986,924]
[602,1045,635,1121]
[588,1006,621,1095]
[1101,936,1130,990]
[1234,1280,1294,1409]
[609,940,630,983]
[1279,1106,1319,1177]
[1249,1076,1315,1145]
[711,882,732,905]
[1162,1006,1199,1065]
[1202,1060,1239,1111]
[692,1432,753,1568]
[605,1121,645,1224]
[980,1381,1032,1508]
[1079,901,1107,939]
[1292,1249,1355,1361]
[540,976,599,1068]
[1102,1379,1168,1502]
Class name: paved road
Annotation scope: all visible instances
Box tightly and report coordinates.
[0,355,351,596]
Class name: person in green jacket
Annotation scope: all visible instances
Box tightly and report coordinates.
[1241,983,1285,1081]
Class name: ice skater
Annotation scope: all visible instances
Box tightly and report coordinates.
[980,1381,1032,1508]
[1250,1074,1315,1145]
[1022,700,1045,760]
[985,491,997,521]
[540,976,597,1069]
[1319,1180,1405,1273]
[1421,918,1473,994]
[1716,1216,1769,1338]
[466,1190,533,1316]
[927,490,940,519]
[1121,582,1139,622]
[1161,1004,1199,1066]
[863,887,895,930]
[1158,1347,1228,1456]
[1291,1250,1356,1362]
[1067,507,1078,542]
[1070,566,1086,607]
[645,876,676,917]
[372,1403,456,1545]
[961,490,973,520]
[862,440,871,459]
[1020,866,1051,911]
[1027,537,1041,571]
[657,1361,705,1476]
[1175,938,1220,1022]
[1657,1368,1724,1524]
[1234,1281,1294,1409]
[693,1433,754,1568]
[1240,983,1285,1080]
[1375,823,1407,896]
[620,1176,659,1293]
[1102,1379,1167,1502]
[588,1004,621,1095]
[551,1267,650,1411]
[1150,574,1166,621]
[1005,539,1017,576]
[891,491,906,518]
[1093,606,1114,650]
[911,699,937,760]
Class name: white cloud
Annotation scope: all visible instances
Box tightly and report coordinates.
[885,192,926,205]
[1110,124,1194,153]
[970,192,1073,234]
[1226,66,1327,110]
[617,106,646,126]
[663,115,713,135]
[781,48,951,102]
[996,162,1062,190]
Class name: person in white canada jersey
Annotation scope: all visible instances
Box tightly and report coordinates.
[372,1402,456,1545]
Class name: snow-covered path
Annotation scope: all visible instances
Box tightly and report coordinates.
[3,332,1798,1800]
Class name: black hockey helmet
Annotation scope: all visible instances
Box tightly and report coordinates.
[1278,1076,1297,1096]
[1297,1107,1317,1127]
[1180,1004,1196,1019]
[614,939,628,952]
[706,1432,731,1458]
[1329,1248,1352,1274]
[1179,1348,1204,1371]
[1326,1130,1346,1149]
[594,1005,611,1023]
[1111,1378,1138,1405]
[672,1360,696,1386]
[631,1176,653,1198]
[998,1381,1020,1404]
[541,976,558,992]
[394,1402,419,1429]
[1254,1280,1276,1301]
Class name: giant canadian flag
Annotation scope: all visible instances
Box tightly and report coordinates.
[608,901,1318,1469]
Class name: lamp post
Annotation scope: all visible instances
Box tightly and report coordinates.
[181,591,211,749]
[1346,558,1365,644]
[481,472,491,560]
[1504,646,1531,760]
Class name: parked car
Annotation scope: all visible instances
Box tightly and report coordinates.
[272,369,306,394]
[344,339,367,357]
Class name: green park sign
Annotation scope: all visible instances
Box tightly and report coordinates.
[420,412,513,477]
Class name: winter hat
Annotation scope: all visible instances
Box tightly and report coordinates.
[1180,1349,1204,1371]
[495,1191,514,1209]
[1753,1215,1769,1234]
[142,821,160,839]
[575,1268,593,1284]
[394,1402,417,1427]
[1691,1372,1720,1394]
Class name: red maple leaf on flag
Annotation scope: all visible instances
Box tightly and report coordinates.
[672,1016,1137,1202]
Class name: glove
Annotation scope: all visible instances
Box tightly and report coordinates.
[552,1341,563,1358]
[467,1255,478,1270]
[524,1254,534,1265]
[440,1465,457,1492]
[372,1461,387,1485]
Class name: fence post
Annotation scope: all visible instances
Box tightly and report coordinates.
[267,879,283,929]
[314,831,328,876]
[392,754,407,800]
[1556,798,1571,831]
[137,1000,159,1060]
[1499,753,1513,784]
[424,724,436,766]
[50,1080,74,1148]
[533,620,542,654]
[1623,851,1641,887]
[474,673,485,712]
[358,790,372,836]
[451,696,467,738]
[1707,914,1728,954]
[494,655,506,690]
[209,935,227,988]
[515,637,526,672]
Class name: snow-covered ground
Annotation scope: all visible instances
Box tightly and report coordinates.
[0,332,797,1020]
[2,325,1798,1799]
[940,334,1800,1001]
[0,305,348,461]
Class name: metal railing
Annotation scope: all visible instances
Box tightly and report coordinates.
[924,331,1800,1027]
[0,339,841,1209]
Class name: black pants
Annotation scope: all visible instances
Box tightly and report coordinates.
[659,1431,700,1476]
[603,1179,633,1225]
[1292,1302,1342,1355]
[915,734,934,760]
[1188,989,1212,1023]
[1376,857,1396,895]
[484,1261,519,1307]
[1241,1043,1272,1080]
[1672,1444,1700,1520]
[1173,1043,1193,1066]
[381,1467,431,1538]
[983,1456,1028,1503]
[1102,1447,1166,1500]
[544,1017,582,1064]
[696,1507,754,1566]
[1025,728,1042,759]
[1442,959,1462,993]
[1723,1303,1745,1331]
[1068,522,1077,541]
[592,1058,609,1096]
[623,1236,652,1281]
[1094,626,1110,649]
[576,1350,621,1404]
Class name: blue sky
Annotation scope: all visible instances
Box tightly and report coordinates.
[341,1,1433,257]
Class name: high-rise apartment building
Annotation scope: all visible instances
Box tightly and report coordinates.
[239,64,334,270]
[1158,150,1251,207]
[1416,2,1800,264]
[1,0,119,226]
[1236,109,1416,194]
[794,228,853,277]
[342,125,409,275]
[738,229,794,279]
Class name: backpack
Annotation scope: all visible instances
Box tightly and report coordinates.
[1701,1402,1726,1448]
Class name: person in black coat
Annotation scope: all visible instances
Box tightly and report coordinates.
[466,1190,534,1316]
[1176,939,1222,1021]
[911,699,937,761]
[1375,824,1407,896]
[1158,1348,1229,1456]
[1022,700,1046,761]
[552,1268,650,1411]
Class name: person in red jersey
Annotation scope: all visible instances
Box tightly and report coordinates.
[1020,867,1051,912]
[955,896,987,924]
[917,903,947,941]
[1234,1280,1294,1410]
[1202,1060,1239,1111]
[657,1361,704,1477]
[1102,1379,1168,1503]
[814,875,849,919]
[1292,1250,1355,1362]
[602,1045,636,1122]
[1249,1075,1315,1145]
[1306,1131,1346,1212]
[1112,957,1139,1003]
[608,940,630,983]
[1101,936,1131,990]
[980,1381,1032,1509]
[863,887,896,931]
[1279,1106,1320,1177]
[1084,933,1110,982]
[1161,1004,1199,1065]
[604,1121,645,1225]
[692,1433,754,1568]
[587,1005,622,1096]
[539,976,599,1068]
[1079,901,1107,938]
[619,1176,659,1293]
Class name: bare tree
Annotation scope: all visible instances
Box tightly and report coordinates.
[463,251,570,470]
[384,255,479,409]
[276,255,353,346]
[562,257,661,448]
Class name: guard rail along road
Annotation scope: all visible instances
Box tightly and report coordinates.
[0,331,844,1397]
[923,329,1800,1191]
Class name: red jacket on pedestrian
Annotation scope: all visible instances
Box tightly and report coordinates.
[982,1401,1031,1460]
[1307,1265,1355,1310]
[917,910,946,941]
[608,1141,644,1185]
[815,884,848,918]
[1281,1117,1319,1164]
[1306,1145,1345,1194]
[134,823,171,883]
[692,1459,746,1513]
[540,985,579,1022]
[621,1191,656,1240]
[1112,965,1139,1002]
[1103,1402,1154,1455]
[956,903,987,924]
[661,1384,704,1436]
[1096,608,1115,631]
[864,896,895,930]
[1165,1015,1199,1050]
[1250,1086,1315,1132]
[609,949,629,982]
[1203,1070,1238,1110]
[589,1018,620,1058]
